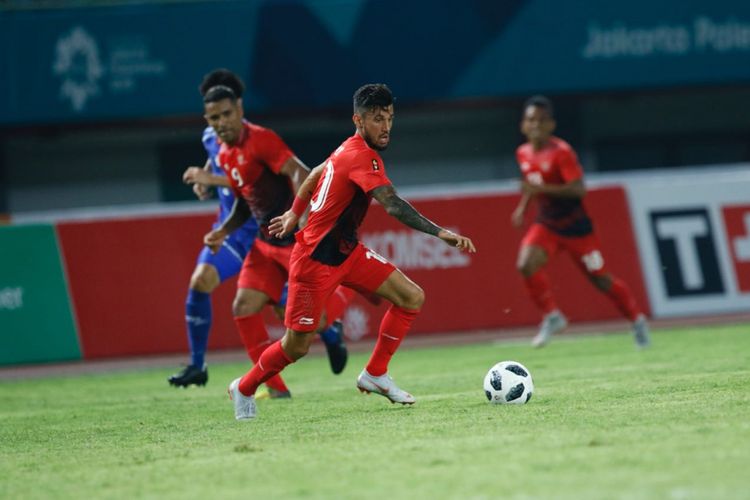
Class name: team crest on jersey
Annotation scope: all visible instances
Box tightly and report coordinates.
[541,161,551,171]
[372,159,380,171]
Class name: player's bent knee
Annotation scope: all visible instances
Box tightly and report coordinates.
[232,293,265,317]
[232,299,257,317]
[517,246,546,277]
[519,255,546,277]
[189,267,219,293]
[402,285,425,310]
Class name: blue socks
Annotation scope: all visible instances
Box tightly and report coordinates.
[185,289,211,367]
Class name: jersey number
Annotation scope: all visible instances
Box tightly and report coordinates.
[230,167,244,187]
[581,250,604,272]
[310,161,334,213]
[365,250,388,264]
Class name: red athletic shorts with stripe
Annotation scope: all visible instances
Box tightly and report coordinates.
[285,242,396,332]
[521,223,608,276]
[237,239,292,303]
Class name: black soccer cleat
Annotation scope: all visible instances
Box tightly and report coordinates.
[320,320,348,375]
[168,364,208,387]
[268,388,292,399]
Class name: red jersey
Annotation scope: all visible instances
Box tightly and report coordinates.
[296,133,391,265]
[516,136,592,236]
[218,122,296,246]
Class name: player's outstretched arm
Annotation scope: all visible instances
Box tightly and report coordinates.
[371,184,476,253]
[269,162,326,238]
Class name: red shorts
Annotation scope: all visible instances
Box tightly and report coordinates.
[237,239,292,303]
[285,242,396,332]
[521,223,608,276]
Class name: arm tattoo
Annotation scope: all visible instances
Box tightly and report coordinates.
[372,185,441,236]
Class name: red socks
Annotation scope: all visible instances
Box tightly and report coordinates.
[234,314,289,393]
[605,277,640,321]
[238,340,295,396]
[365,305,419,377]
[525,269,640,322]
[234,314,271,361]
[523,271,557,314]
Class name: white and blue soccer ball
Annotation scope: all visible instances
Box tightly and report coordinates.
[484,361,534,404]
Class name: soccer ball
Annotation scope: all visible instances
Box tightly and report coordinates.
[483,361,534,404]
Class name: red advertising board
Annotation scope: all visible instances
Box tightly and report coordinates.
[57,214,242,358]
[55,186,649,358]
[339,186,650,340]
[721,205,750,293]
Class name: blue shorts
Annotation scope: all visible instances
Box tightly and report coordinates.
[196,232,252,282]
[196,233,288,306]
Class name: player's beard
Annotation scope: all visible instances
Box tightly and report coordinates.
[365,133,389,151]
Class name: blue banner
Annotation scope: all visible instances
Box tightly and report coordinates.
[1,0,749,125]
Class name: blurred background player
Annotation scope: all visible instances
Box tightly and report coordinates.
[511,95,650,349]
[227,83,476,420]
[200,82,353,397]
[169,69,347,389]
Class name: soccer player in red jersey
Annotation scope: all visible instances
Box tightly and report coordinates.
[512,95,650,349]
[226,83,476,420]
[200,84,353,398]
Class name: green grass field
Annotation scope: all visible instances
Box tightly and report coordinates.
[2,324,749,500]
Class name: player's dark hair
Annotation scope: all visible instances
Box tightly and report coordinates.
[199,69,245,98]
[203,85,237,104]
[524,95,554,118]
[353,83,393,114]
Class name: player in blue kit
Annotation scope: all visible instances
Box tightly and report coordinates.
[168,69,347,389]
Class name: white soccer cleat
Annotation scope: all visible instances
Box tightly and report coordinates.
[228,377,256,420]
[357,370,415,405]
[532,311,568,348]
[632,314,651,349]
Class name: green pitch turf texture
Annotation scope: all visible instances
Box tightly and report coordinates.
[1,324,748,500]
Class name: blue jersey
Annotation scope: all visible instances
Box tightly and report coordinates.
[202,126,259,249]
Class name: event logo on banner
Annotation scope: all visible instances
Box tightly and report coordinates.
[52,25,167,112]
[626,167,750,317]
[53,27,104,111]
